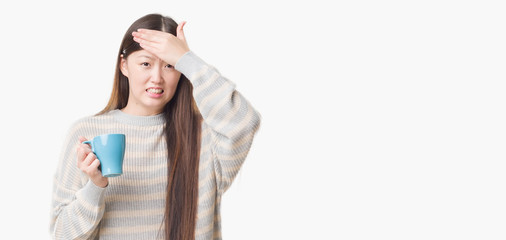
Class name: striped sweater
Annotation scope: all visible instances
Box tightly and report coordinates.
[50,51,261,240]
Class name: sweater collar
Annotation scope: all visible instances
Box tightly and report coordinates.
[109,109,165,126]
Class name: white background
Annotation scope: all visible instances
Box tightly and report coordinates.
[0,0,505,239]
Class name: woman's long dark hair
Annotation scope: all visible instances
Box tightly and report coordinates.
[98,13,201,240]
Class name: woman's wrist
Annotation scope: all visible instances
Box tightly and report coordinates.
[92,177,109,188]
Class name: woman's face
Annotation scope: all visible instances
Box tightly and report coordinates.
[120,49,181,115]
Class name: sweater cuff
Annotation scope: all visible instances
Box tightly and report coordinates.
[175,51,207,79]
[76,179,107,207]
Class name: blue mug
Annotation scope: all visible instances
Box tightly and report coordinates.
[83,134,126,177]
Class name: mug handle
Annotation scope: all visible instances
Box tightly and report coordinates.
[82,140,94,152]
[82,140,101,171]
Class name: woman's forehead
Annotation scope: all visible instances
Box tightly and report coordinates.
[130,50,160,61]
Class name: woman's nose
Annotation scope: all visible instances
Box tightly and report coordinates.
[150,67,163,83]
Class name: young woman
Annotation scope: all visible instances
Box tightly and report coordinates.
[50,13,261,240]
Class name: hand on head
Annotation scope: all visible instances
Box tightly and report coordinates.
[131,21,190,67]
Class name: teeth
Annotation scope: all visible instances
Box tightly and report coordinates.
[147,88,163,94]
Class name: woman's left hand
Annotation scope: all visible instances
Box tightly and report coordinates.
[132,21,190,66]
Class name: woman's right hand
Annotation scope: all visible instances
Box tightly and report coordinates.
[132,21,190,67]
[77,136,109,188]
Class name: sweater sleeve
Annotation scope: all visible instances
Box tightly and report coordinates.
[50,120,106,239]
[175,51,261,194]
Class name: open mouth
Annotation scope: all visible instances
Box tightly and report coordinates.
[146,88,164,94]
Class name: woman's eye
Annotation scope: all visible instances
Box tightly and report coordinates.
[165,64,174,69]
[141,62,150,67]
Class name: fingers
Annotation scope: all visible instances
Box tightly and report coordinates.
[75,136,107,187]
[76,135,99,174]
[77,136,91,164]
[134,24,187,43]
[78,136,87,144]
[90,158,101,170]
[79,152,101,176]
[133,29,167,43]
[133,38,158,54]
[132,30,165,53]
[177,21,186,41]
[132,26,189,66]
[82,152,96,167]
